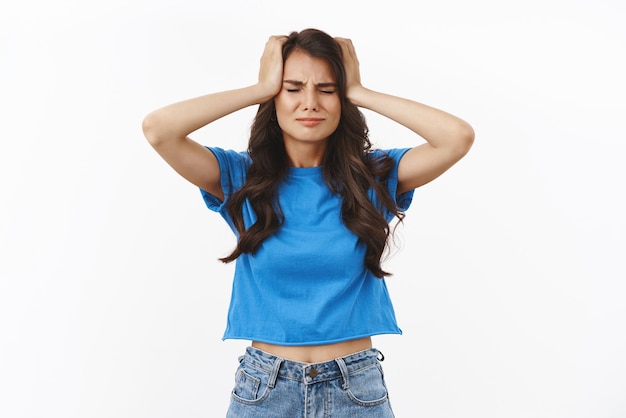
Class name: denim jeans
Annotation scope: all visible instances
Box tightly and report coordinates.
[226,346,395,418]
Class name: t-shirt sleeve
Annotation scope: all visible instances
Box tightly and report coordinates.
[199,147,250,213]
[380,148,415,213]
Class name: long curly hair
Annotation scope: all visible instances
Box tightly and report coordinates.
[220,28,404,277]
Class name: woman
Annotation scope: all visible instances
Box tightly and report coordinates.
[143,28,473,417]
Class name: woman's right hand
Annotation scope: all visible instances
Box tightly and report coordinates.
[257,35,288,99]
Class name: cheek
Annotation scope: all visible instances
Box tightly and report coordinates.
[274,99,289,123]
[276,97,300,118]
[329,101,342,123]
[321,94,340,110]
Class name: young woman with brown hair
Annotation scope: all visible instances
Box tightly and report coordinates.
[142,28,473,417]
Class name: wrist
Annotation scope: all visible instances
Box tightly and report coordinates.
[345,85,371,108]
[253,81,280,104]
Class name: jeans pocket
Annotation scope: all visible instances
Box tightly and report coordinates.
[345,363,389,407]
[231,362,271,404]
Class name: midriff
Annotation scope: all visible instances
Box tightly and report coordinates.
[252,337,373,363]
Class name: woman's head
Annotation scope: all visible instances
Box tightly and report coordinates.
[251,29,368,161]
[251,29,351,156]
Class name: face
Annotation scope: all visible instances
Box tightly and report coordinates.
[274,49,341,151]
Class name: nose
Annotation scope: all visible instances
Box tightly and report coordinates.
[302,88,318,111]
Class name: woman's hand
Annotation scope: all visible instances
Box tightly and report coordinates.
[258,35,288,99]
[334,36,473,192]
[335,37,364,102]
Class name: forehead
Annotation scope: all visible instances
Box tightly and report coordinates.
[283,49,336,82]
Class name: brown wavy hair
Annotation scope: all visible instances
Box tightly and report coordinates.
[219,28,404,277]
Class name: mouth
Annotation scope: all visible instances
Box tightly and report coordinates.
[296,118,324,127]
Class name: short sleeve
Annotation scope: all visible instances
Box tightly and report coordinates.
[369,148,414,221]
[199,147,250,213]
[382,148,414,212]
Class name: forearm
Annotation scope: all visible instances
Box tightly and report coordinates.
[348,86,474,150]
[142,83,274,146]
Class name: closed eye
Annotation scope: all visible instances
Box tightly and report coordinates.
[283,80,337,94]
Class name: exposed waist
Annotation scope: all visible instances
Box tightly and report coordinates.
[252,337,373,363]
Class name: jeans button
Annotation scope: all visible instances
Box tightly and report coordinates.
[308,368,319,378]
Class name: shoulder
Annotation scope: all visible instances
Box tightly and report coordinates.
[207,146,251,168]
[205,147,252,183]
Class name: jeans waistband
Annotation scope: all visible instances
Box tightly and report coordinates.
[240,346,381,387]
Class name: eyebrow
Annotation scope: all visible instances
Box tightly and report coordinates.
[283,80,337,88]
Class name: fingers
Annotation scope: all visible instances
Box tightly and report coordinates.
[261,35,288,59]
[335,37,354,53]
[335,37,358,62]
[334,37,362,96]
[260,35,287,63]
[266,35,288,47]
[260,35,288,65]
[335,37,359,66]
[258,35,288,97]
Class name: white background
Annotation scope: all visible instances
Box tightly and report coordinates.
[1,0,625,417]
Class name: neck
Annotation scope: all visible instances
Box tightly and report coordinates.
[284,141,327,168]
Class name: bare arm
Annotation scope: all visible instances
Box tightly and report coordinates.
[336,38,474,193]
[141,36,287,200]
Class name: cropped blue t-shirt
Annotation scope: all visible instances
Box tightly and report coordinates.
[201,147,414,346]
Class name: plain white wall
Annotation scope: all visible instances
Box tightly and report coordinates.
[1,0,625,417]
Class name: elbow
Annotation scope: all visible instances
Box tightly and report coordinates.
[142,111,168,148]
[453,121,475,158]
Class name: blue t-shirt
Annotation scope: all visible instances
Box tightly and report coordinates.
[201,147,414,346]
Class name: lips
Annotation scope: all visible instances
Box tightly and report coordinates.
[296,118,324,127]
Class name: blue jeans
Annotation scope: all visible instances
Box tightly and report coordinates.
[226,346,395,418]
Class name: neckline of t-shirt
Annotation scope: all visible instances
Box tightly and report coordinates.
[288,165,323,177]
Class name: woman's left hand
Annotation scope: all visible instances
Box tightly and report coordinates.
[335,37,363,102]
[334,37,474,193]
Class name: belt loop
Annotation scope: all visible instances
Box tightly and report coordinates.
[268,356,283,388]
[335,356,350,390]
